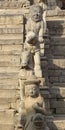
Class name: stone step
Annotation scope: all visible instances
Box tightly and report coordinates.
[49,75,65,84]
[48,58,65,69]
[53,83,65,87]
[0,89,18,100]
[50,87,65,98]
[0,34,23,40]
[0,66,19,73]
[0,124,14,130]
[47,20,65,36]
[50,100,65,108]
[0,55,20,67]
[0,44,22,55]
[47,20,65,27]
[47,115,65,130]
[0,110,14,124]
[0,72,19,79]
[0,95,19,110]
[0,89,19,109]
[0,79,18,86]
[50,45,65,56]
[0,25,23,34]
[0,39,23,45]
[0,15,23,25]
[51,36,65,45]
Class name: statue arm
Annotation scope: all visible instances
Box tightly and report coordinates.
[39,11,47,41]
[32,102,45,114]
[38,21,44,43]
[26,19,31,33]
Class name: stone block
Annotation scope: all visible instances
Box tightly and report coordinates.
[0,34,23,40]
[50,100,65,108]
[0,15,23,25]
[52,59,65,68]
[51,45,65,56]
[56,108,65,114]
[51,36,65,45]
[0,55,20,67]
[0,79,18,88]
[53,83,65,88]
[49,76,59,83]
[1,45,22,55]
[0,89,18,102]
[47,115,65,130]
[0,39,23,45]
[0,124,14,130]
[48,69,61,77]
[50,87,65,98]
[0,110,14,124]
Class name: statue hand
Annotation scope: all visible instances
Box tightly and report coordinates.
[39,37,44,43]
[32,103,38,109]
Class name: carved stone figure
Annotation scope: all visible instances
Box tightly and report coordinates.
[21,5,47,77]
[27,5,46,39]
[27,5,47,55]
[18,78,48,129]
[21,31,42,77]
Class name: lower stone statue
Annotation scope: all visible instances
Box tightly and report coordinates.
[18,78,50,130]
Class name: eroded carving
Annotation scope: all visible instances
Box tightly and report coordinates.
[21,5,47,78]
[18,78,49,130]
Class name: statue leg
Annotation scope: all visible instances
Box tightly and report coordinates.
[21,50,30,68]
[34,51,42,77]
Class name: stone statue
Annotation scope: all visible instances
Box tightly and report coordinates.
[18,78,48,129]
[21,5,47,77]
[21,31,42,77]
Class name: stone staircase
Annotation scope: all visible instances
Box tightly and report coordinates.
[0,13,24,130]
[0,8,65,130]
[46,11,65,130]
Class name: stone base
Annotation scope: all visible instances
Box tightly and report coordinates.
[47,115,65,130]
[19,69,34,80]
[34,68,42,78]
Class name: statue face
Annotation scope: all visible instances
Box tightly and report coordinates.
[25,84,39,97]
[30,5,43,22]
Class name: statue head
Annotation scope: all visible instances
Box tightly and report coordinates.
[30,5,43,22]
[26,31,38,44]
[25,84,39,97]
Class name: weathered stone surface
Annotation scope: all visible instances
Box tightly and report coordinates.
[49,59,65,68]
[47,115,65,130]
[1,45,22,55]
[51,45,65,56]
[0,124,14,130]
[0,0,30,9]
[0,15,23,24]
[56,108,65,114]
[0,110,14,124]
[50,87,65,98]
[0,55,20,67]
